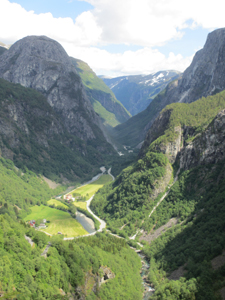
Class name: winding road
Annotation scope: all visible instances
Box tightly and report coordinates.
[63,167,111,240]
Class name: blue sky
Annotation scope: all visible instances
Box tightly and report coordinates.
[0,0,224,77]
[9,0,94,20]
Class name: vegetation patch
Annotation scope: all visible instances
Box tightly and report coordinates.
[70,174,113,200]
[73,201,87,210]
[24,205,88,236]
[47,199,68,209]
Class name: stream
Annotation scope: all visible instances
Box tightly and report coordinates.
[138,253,155,299]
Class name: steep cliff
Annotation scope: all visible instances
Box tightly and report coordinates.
[112,28,225,147]
[0,36,116,181]
[140,89,225,168]
[0,36,109,142]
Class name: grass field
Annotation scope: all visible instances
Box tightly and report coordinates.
[47,199,68,209]
[70,174,112,199]
[24,205,88,237]
[73,201,87,210]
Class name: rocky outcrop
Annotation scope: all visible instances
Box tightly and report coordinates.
[99,266,115,285]
[141,105,225,173]
[179,109,225,170]
[0,36,105,142]
[139,108,183,164]
[74,266,115,300]
[0,36,116,180]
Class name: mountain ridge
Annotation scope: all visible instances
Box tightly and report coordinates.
[101,70,180,116]
[111,28,225,147]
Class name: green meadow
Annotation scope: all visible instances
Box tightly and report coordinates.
[69,174,113,199]
[24,205,88,237]
[47,199,68,209]
[73,201,87,210]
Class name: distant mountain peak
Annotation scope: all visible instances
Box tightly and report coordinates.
[101,70,180,115]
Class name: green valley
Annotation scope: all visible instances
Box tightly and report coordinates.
[24,205,88,236]
[2,27,225,300]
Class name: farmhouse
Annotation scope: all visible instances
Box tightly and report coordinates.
[29,220,35,227]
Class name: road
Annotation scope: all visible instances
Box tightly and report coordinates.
[63,167,111,240]
[148,168,180,218]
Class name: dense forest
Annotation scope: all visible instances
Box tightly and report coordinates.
[143,159,225,299]
[0,156,64,216]
[0,155,143,299]
[0,214,142,299]
[91,90,225,299]
[91,90,225,234]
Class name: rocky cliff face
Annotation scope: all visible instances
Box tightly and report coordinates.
[140,104,225,173]
[0,36,117,181]
[179,109,225,170]
[113,28,225,147]
[0,36,104,142]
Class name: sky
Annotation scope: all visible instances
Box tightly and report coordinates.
[0,0,225,77]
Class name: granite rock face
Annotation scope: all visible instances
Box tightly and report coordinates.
[179,109,225,170]
[140,106,225,173]
[144,28,225,132]
[113,28,225,147]
[0,36,116,181]
[0,36,103,141]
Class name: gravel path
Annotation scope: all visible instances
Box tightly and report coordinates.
[24,235,34,247]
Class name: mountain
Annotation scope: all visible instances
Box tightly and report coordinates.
[0,36,116,181]
[0,45,7,56]
[91,89,225,298]
[101,71,180,116]
[71,58,131,128]
[112,28,225,147]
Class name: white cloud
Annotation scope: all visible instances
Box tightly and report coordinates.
[63,43,193,76]
[0,0,224,76]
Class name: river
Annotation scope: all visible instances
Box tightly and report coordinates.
[138,253,155,299]
[75,211,95,233]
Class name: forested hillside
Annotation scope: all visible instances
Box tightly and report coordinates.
[91,90,225,299]
[0,155,143,299]
[0,156,64,217]
[0,215,142,300]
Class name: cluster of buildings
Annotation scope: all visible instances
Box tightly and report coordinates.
[29,219,47,229]
[64,194,75,202]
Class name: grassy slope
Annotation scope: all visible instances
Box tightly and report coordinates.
[69,174,113,199]
[47,199,68,209]
[0,156,64,217]
[73,201,87,210]
[71,58,131,127]
[24,205,88,236]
